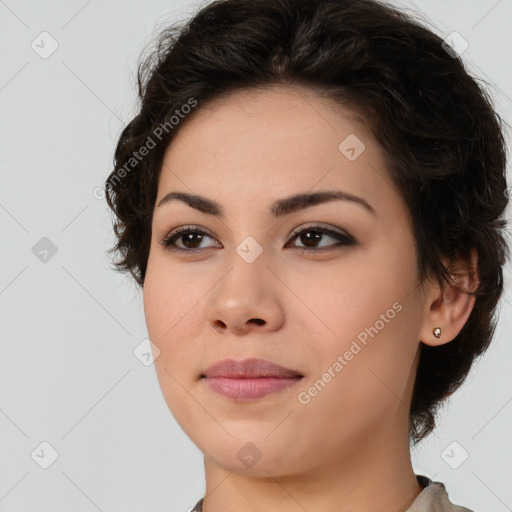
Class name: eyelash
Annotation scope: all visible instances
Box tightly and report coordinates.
[158,224,356,255]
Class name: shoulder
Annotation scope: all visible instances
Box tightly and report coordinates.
[190,477,475,512]
[190,497,203,512]
[407,475,475,512]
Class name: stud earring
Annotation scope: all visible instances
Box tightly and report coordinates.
[433,327,442,338]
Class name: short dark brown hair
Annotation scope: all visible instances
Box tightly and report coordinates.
[105,0,510,445]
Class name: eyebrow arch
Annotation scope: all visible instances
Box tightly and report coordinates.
[156,190,376,218]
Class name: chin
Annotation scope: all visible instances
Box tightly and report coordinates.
[199,434,309,477]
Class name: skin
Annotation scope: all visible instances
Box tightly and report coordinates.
[143,84,477,512]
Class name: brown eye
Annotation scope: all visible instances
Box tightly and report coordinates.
[286,226,356,252]
[159,227,220,253]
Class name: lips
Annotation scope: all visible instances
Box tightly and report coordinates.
[201,357,303,379]
[201,358,303,400]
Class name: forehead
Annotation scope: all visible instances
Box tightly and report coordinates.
[156,84,397,218]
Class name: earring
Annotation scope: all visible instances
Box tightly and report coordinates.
[433,327,442,338]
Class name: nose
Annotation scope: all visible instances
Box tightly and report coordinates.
[206,249,285,336]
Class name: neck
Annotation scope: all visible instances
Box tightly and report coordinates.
[201,417,423,512]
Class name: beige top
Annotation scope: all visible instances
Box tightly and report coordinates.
[190,475,474,512]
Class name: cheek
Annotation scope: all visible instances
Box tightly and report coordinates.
[289,253,413,339]
[144,252,205,338]
[143,259,199,374]
[297,247,420,387]
[143,266,202,418]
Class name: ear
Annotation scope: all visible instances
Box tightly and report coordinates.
[419,248,479,346]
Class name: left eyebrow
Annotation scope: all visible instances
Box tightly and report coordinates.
[156,190,376,218]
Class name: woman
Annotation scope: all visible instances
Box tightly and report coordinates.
[105,0,509,510]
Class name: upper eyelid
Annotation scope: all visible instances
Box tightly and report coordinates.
[166,223,348,237]
[288,223,350,238]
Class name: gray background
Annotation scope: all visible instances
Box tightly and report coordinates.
[1,0,511,510]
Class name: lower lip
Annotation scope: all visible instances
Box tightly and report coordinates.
[203,376,302,400]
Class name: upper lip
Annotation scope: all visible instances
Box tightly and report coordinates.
[201,358,303,378]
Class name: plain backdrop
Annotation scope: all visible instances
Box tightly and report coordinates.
[1,0,511,511]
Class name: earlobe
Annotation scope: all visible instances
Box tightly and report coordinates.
[419,248,479,347]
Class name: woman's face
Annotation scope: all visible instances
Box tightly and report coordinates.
[143,85,429,475]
